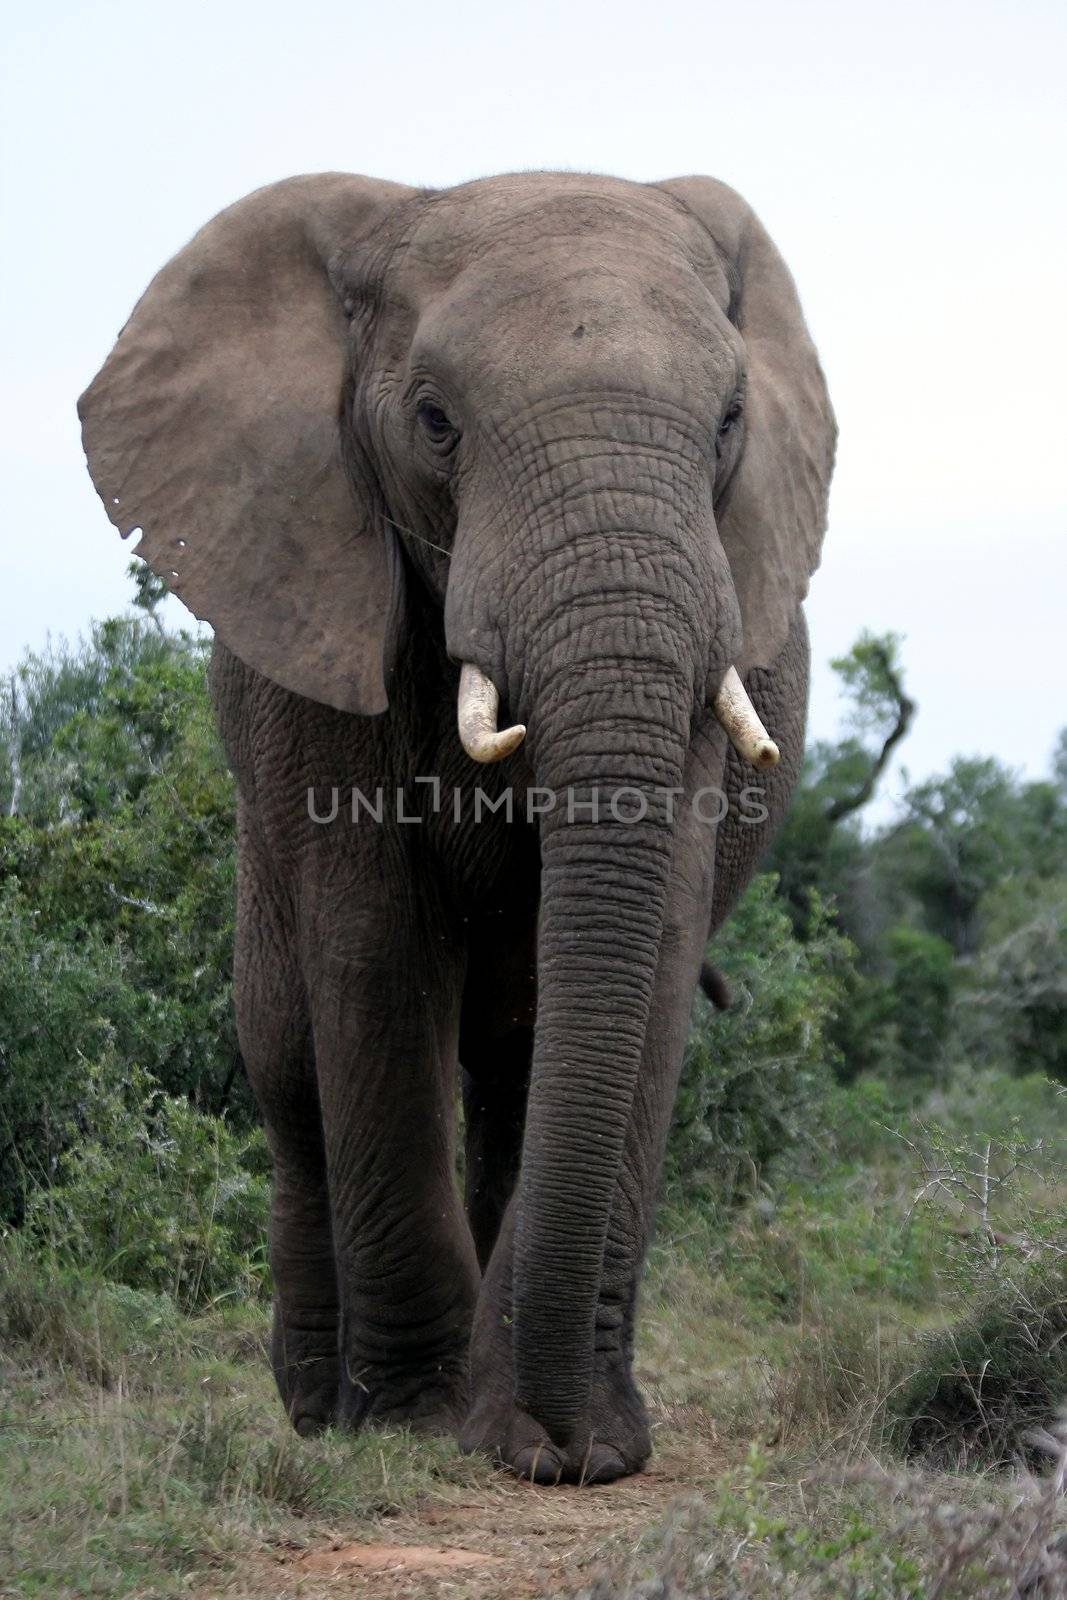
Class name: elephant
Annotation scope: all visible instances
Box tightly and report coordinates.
[78,169,834,1485]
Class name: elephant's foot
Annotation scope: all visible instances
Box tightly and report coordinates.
[273,1311,471,1437]
[271,1311,341,1437]
[283,1376,339,1438]
[337,1357,470,1437]
[460,1355,651,1484]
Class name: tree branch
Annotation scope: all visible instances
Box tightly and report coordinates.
[824,642,916,823]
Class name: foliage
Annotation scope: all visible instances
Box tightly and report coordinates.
[957,875,1067,1082]
[0,868,239,1223]
[766,630,1067,1090]
[579,1441,1067,1599]
[21,1056,270,1311]
[2,613,188,823]
[651,1070,1064,1438]
[833,922,957,1085]
[890,1255,1067,1471]
[668,877,853,1209]
[0,598,242,1221]
[885,1085,1067,1469]
[879,757,1064,957]
[767,630,913,932]
[0,885,159,1220]
[897,1095,1065,1281]
[3,581,1067,1593]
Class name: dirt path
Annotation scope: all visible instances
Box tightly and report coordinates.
[215,1408,731,1599]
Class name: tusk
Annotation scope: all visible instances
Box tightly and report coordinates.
[457,662,526,763]
[713,666,780,769]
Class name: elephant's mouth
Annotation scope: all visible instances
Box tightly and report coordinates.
[455,659,779,771]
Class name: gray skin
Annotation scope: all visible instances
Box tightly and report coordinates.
[79,170,834,1485]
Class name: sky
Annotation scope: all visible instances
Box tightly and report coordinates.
[2,0,1065,812]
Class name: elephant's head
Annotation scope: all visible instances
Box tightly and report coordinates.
[79,171,834,1442]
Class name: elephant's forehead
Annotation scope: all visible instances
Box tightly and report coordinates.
[388,182,727,370]
[426,170,684,232]
[403,233,737,404]
[400,174,729,301]
[419,257,736,392]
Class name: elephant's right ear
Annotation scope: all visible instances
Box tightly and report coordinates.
[656,176,836,675]
[78,173,414,714]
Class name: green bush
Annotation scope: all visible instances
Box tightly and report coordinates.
[0,615,241,1134]
[666,876,854,1210]
[827,925,956,1088]
[22,1056,270,1312]
[880,923,956,1078]
[957,876,1067,1082]
[889,1253,1067,1470]
[0,884,156,1220]
[0,1232,184,1386]
[725,1164,939,1324]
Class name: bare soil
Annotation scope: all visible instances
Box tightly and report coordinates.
[205,1406,732,1600]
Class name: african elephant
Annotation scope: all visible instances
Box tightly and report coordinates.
[78,170,834,1484]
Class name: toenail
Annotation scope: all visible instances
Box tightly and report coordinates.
[512,1443,563,1484]
[583,1445,628,1484]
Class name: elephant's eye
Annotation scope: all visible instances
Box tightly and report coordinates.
[416,400,458,449]
[717,398,743,445]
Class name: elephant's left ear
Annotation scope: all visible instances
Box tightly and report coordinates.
[656,176,836,672]
[78,173,413,714]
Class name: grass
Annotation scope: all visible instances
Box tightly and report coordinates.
[889,1256,1067,1471]
[577,1438,1067,1598]
[2,1069,1066,1597]
[0,1241,492,1597]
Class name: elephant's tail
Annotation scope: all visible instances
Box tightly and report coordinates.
[699,961,732,1011]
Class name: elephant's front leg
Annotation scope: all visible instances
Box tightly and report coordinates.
[235,819,340,1439]
[306,885,480,1433]
[462,728,725,1482]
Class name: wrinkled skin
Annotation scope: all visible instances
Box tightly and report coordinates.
[79,171,834,1484]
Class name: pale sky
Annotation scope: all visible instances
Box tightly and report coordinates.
[2,0,1065,808]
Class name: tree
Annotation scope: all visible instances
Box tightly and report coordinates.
[823,632,916,822]
[956,875,1067,1081]
[879,758,1065,957]
[768,631,916,935]
[127,557,171,637]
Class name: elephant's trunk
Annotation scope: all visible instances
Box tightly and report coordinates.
[509,566,708,1440]
[445,402,743,1441]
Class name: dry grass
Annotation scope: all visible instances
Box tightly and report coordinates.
[575,1426,1067,1599]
